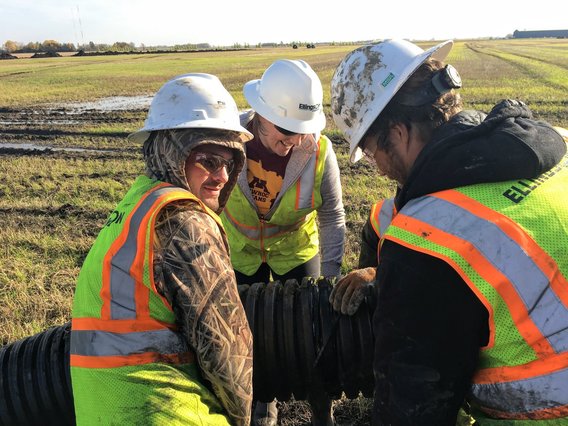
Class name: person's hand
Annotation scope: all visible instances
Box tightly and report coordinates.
[329,267,376,315]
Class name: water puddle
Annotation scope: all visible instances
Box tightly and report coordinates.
[0,95,152,125]
[57,95,153,113]
[0,118,82,125]
[0,142,114,153]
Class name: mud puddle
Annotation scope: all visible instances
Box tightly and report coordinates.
[0,142,122,154]
[56,95,153,113]
[0,142,112,152]
[0,97,149,156]
[0,96,151,126]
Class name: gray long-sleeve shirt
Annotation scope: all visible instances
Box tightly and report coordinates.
[236,110,346,277]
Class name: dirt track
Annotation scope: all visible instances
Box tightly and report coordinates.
[0,97,150,157]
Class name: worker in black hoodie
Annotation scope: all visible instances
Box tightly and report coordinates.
[330,39,568,425]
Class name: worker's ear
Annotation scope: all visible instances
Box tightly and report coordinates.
[389,123,411,153]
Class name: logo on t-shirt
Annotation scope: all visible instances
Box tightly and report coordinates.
[247,159,282,216]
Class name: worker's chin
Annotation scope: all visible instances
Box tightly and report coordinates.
[275,141,294,156]
[201,197,220,211]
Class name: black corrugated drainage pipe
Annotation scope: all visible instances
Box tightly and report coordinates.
[0,277,375,425]
[0,323,75,426]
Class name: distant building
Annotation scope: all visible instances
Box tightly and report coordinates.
[513,29,568,39]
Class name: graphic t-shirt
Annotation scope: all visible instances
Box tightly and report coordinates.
[246,137,292,217]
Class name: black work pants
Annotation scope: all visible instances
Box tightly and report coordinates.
[234,253,320,285]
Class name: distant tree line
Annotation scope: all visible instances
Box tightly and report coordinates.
[1,40,140,53]
[2,39,361,54]
[1,39,237,54]
[2,39,76,53]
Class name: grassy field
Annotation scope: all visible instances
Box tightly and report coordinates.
[1,38,567,424]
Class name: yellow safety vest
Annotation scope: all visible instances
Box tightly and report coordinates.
[382,155,568,422]
[221,136,328,275]
[70,175,231,426]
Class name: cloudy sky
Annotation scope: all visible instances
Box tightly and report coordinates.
[1,0,565,47]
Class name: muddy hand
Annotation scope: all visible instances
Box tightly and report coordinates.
[329,267,376,315]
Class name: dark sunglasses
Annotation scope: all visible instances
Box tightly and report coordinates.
[274,124,298,136]
[192,151,235,175]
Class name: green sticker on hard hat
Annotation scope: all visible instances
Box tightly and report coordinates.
[382,73,395,87]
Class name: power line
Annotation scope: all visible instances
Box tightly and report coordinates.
[70,7,79,47]
[76,5,85,46]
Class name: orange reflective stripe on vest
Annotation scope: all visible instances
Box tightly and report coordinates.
[223,138,320,241]
[71,317,193,368]
[222,209,308,240]
[396,192,568,355]
[71,180,206,368]
[370,198,396,239]
[101,183,173,320]
[384,177,568,419]
[370,198,396,264]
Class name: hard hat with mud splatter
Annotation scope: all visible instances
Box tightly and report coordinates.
[128,73,253,145]
[331,39,453,163]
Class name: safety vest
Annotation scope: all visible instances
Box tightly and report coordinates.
[70,175,231,426]
[381,155,568,422]
[221,136,328,275]
[369,198,396,264]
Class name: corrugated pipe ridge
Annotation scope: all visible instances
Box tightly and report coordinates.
[0,323,74,426]
[0,277,375,425]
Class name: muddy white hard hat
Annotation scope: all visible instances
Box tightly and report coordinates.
[128,73,253,144]
[331,39,453,163]
[244,59,326,134]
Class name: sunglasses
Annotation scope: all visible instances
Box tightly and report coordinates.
[274,124,298,136]
[192,151,235,175]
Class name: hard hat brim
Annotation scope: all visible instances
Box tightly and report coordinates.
[127,120,254,145]
[349,40,454,163]
[244,79,326,134]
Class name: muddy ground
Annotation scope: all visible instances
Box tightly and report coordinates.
[0,96,152,157]
[0,98,372,425]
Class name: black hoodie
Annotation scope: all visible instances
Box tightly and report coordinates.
[371,100,566,425]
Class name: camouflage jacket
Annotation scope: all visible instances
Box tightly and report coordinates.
[153,199,253,426]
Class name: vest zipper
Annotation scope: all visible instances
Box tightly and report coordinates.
[259,218,267,263]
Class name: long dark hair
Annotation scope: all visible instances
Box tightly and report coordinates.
[365,58,463,152]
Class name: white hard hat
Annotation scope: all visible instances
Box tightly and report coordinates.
[129,73,253,144]
[331,39,453,163]
[243,59,326,134]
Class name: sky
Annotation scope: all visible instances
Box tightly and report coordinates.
[1,0,566,48]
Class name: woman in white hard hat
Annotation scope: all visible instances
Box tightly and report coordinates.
[220,59,345,426]
[331,39,568,425]
[70,73,254,426]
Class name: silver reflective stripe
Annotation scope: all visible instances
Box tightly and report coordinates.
[471,365,568,414]
[379,198,395,236]
[223,210,305,240]
[262,220,305,238]
[403,195,568,353]
[223,209,259,239]
[110,186,183,319]
[296,152,317,209]
[70,328,187,356]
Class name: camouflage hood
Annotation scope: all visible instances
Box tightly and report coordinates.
[143,129,246,213]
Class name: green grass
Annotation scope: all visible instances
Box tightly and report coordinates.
[2,37,567,342]
[450,40,568,120]
[0,46,356,108]
[0,38,566,424]
[0,154,141,341]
